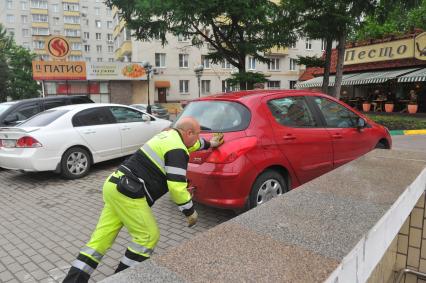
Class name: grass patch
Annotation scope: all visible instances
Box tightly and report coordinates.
[366,114,426,130]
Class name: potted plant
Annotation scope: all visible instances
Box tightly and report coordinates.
[362,95,372,112]
[385,100,394,112]
[408,101,418,114]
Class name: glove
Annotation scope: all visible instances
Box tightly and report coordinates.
[186,210,198,227]
[210,133,224,148]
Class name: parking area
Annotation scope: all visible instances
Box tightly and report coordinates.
[0,158,235,283]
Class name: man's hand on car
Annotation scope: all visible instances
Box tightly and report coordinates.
[210,133,224,148]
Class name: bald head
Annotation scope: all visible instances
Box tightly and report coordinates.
[175,117,201,148]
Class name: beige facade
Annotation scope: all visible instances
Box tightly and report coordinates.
[0,0,115,62]
[113,14,327,102]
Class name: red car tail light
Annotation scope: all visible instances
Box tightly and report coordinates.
[15,136,42,148]
[206,136,257,164]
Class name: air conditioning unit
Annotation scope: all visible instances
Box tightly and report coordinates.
[153,68,159,74]
[81,13,87,17]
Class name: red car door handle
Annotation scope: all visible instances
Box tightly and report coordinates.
[332,134,343,139]
[283,135,296,140]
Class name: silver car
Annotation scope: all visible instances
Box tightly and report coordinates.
[130,103,170,120]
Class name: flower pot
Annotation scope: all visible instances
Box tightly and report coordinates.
[385,103,394,113]
[362,103,371,112]
[408,104,418,114]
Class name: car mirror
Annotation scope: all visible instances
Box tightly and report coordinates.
[142,114,151,122]
[357,118,366,130]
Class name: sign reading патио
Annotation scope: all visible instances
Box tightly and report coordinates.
[344,32,426,65]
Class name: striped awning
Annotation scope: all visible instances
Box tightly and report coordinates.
[397,68,426,82]
[296,68,419,89]
[295,73,359,89]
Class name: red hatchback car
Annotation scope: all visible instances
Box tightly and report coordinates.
[175,90,391,210]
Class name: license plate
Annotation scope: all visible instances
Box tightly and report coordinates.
[1,139,16,148]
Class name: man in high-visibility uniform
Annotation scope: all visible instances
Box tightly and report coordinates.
[63,117,224,283]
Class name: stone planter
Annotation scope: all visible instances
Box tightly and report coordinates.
[408,104,418,114]
[385,103,394,113]
[362,103,371,112]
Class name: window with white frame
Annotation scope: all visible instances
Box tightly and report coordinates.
[7,0,13,9]
[96,33,101,40]
[155,53,166,67]
[21,1,28,10]
[267,81,281,89]
[248,56,256,70]
[84,45,90,52]
[32,14,48,22]
[289,42,297,49]
[108,45,113,52]
[71,43,81,51]
[84,32,89,39]
[201,80,211,94]
[95,20,101,28]
[33,40,45,49]
[31,0,47,9]
[63,2,79,11]
[179,80,189,93]
[106,8,112,16]
[321,39,326,51]
[32,27,49,35]
[109,58,114,62]
[97,57,103,62]
[107,33,113,41]
[289,58,297,71]
[85,57,91,62]
[95,7,100,15]
[68,55,83,61]
[289,80,297,89]
[179,54,189,68]
[107,21,113,29]
[268,58,280,71]
[22,29,29,37]
[221,59,232,69]
[305,38,312,50]
[65,29,80,37]
[201,55,210,69]
[64,16,80,24]
[7,15,15,23]
[177,34,189,42]
[21,15,28,23]
[52,3,58,12]
[222,80,239,92]
[96,45,102,53]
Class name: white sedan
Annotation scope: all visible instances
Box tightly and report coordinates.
[0,103,171,179]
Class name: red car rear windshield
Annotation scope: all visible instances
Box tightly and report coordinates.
[175,101,251,132]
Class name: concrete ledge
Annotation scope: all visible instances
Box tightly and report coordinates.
[101,149,426,283]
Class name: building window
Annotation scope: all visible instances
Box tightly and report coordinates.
[84,32,89,39]
[107,33,113,41]
[155,53,166,68]
[222,80,238,92]
[95,7,100,15]
[179,54,189,68]
[107,21,113,29]
[268,58,280,71]
[289,58,297,71]
[96,45,102,53]
[267,81,281,89]
[7,0,13,9]
[85,57,91,62]
[32,27,49,35]
[33,40,45,49]
[289,42,297,49]
[30,0,48,9]
[108,58,114,62]
[97,58,103,62]
[321,39,326,51]
[289,80,297,89]
[64,16,80,24]
[63,2,79,11]
[71,43,81,51]
[248,56,256,70]
[108,45,113,52]
[305,38,312,50]
[201,55,210,69]
[69,55,83,61]
[7,15,15,23]
[32,14,48,23]
[21,1,28,10]
[52,3,58,12]
[106,8,112,16]
[95,20,101,28]
[22,29,29,37]
[221,59,232,69]
[96,33,101,40]
[201,80,211,94]
[84,45,90,52]
[179,80,189,93]
[177,34,189,42]
[65,29,80,37]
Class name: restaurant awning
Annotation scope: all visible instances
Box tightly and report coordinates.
[342,68,418,86]
[296,68,419,88]
[397,68,426,82]
[295,73,359,88]
[154,80,171,88]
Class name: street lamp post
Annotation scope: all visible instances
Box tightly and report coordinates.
[142,61,153,114]
[194,64,204,98]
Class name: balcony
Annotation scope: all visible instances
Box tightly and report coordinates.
[266,46,289,56]
[31,22,49,28]
[115,41,132,60]
[30,9,48,14]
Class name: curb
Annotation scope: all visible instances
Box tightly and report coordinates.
[390,129,426,136]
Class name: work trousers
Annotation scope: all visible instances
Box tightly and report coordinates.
[63,171,160,283]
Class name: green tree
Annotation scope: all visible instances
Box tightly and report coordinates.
[0,24,13,102]
[106,0,299,90]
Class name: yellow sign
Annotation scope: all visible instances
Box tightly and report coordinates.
[414,32,426,60]
[32,61,86,80]
[46,36,70,59]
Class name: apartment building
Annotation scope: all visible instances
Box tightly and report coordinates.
[0,0,115,62]
[113,14,326,103]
